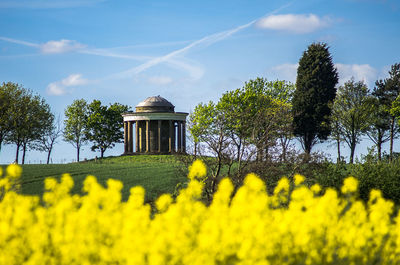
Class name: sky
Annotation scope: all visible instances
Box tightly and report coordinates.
[0,0,399,164]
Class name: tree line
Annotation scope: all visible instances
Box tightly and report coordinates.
[188,42,400,194]
[0,83,129,164]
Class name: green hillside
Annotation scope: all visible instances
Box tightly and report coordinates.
[17,155,188,202]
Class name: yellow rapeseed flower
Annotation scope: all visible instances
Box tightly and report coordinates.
[244,173,265,192]
[1,160,400,264]
[0,166,3,177]
[310,184,322,194]
[341,176,359,194]
[274,177,289,195]
[188,160,207,180]
[156,194,172,212]
[294,174,305,186]
[6,164,22,178]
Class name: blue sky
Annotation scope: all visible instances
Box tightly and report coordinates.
[0,0,399,163]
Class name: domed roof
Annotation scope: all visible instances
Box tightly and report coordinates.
[136,96,174,108]
[135,96,175,113]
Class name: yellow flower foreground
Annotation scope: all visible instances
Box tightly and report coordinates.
[1,161,400,264]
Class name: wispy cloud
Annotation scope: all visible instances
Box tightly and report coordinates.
[0,0,106,9]
[78,49,151,61]
[0,36,39,48]
[108,2,293,79]
[256,14,332,34]
[41,39,86,54]
[0,36,86,54]
[148,76,174,86]
[47,74,88,95]
[167,59,205,81]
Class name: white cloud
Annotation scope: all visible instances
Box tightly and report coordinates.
[148,76,173,86]
[256,14,332,34]
[336,63,377,86]
[47,74,88,95]
[269,63,378,87]
[41,39,86,54]
[269,63,298,82]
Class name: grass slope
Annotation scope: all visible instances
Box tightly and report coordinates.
[17,155,188,202]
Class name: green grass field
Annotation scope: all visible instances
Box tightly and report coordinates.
[14,155,188,202]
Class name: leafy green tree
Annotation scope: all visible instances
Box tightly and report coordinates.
[374,63,400,161]
[0,82,21,153]
[218,78,295,162]
[331,79,371,164]
[64,99,88,162]
[32,115,62,164]
[366,96,391,161]
[85,100,129,158]
[4,85,53,164]
[292,42,338,155]
[20,95,53,164]
[391,95,400,122]
[189,101,229,198]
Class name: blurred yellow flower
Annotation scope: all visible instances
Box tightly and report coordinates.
[6,164,22,178]
[294,174,305,186]
[0,161,398,264]
[188,160,207,180]
[156,194,172,212]
[341,176,359,194]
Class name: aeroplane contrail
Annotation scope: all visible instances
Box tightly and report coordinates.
[109,1,294,79]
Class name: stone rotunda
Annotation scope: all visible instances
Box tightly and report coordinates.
[122,96,188,154]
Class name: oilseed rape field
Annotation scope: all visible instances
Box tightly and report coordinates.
[1,161,400,264]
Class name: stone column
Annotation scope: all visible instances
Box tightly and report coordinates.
[177,121,182,152]
[124,121,128,154]
[168,120,173,153]
[135,120,139,153]
[128,121,133,153]
[146,120,150,152]
[158,120,162,153]
[182,121,186,153]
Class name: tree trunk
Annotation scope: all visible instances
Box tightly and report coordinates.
[47,149,52,164]
[389,116,395,162]
[77,145,80,162]
[256,144,264,162]
[304,134,313,155]
[377,130,382,161]
[350,142,356,164]
[22,142,27,165]
[101,148,105,159]
[236,138,242,162]
[15,142,20,164]
[337,138,341,163]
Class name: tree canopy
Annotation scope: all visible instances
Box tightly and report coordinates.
[85,100,130,158]
[331,79,371,163]
[63,99,89,162]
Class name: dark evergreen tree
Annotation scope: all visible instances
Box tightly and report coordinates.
[292,42,338,155]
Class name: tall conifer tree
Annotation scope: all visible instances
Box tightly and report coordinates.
[292,42,338,155]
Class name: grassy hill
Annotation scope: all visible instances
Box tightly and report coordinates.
[16,155,188,202]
